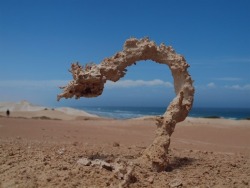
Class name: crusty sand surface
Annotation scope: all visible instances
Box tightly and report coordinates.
[0,112,250,187]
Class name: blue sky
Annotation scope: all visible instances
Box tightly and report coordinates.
[0,0,250,108]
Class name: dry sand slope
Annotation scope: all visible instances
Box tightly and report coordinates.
[0,112,250,188]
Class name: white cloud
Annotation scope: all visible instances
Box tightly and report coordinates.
[225,84,250,90]
[0,80,69,88]
[0,79,174,89]
[106,79,173,88]
[207,82,216,88]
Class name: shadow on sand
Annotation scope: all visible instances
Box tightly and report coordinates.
[166,156,196,172]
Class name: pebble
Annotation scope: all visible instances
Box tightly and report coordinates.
[169,178,183,187]
[77,158,91,166]
[147,175,154,184]
[113,142,120,147]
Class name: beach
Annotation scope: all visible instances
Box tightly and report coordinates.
[0,104,250,187]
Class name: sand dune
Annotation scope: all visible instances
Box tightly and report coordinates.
[0,100,45,112]
[0,101,98,120]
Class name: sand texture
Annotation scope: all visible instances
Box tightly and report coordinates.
[0,110,250,187]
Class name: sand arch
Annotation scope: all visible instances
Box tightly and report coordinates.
[58,37,195,171]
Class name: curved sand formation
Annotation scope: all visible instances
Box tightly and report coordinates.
[58,37,195,172]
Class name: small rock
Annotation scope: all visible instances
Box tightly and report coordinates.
[101,161,113,171]
[147,175,155,184]
[57,148,65,155]
[113,142,120,147]
[77,158,91,166]
[90,159,113,171]
[242,180,248,185]
[230,163,237,167]
[91,159,102,166]
[169,178,183,187]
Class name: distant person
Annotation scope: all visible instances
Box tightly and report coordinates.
[6,109,10,117]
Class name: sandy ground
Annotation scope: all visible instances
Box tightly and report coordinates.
[0,111,250,187]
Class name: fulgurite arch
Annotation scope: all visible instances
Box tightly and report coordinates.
[57,37,195,172]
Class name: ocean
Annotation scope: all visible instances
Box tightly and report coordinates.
[72,106,250,120]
